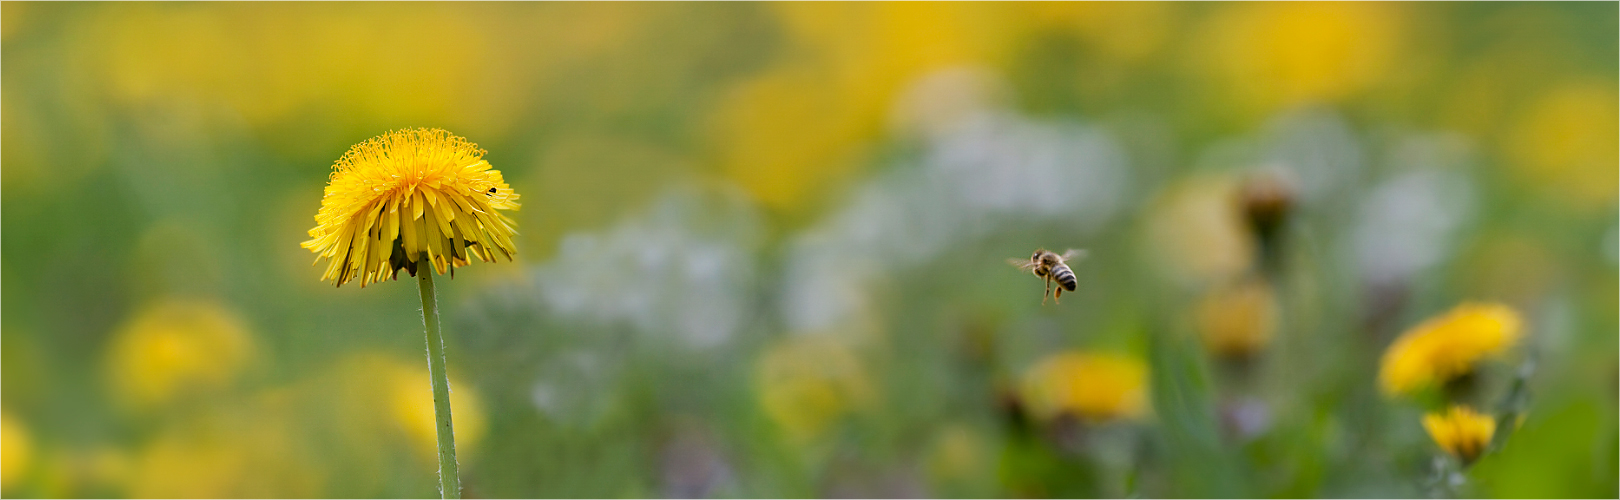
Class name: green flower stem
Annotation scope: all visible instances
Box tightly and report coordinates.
[417,259,461,499]
[1490,353,1537,452]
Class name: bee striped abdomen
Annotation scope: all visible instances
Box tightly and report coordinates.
[1052,264,1077,291]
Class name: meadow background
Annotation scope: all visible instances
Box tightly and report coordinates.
[2,2,1616,498]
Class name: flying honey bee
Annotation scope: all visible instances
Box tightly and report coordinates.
[1008,248,1087,304]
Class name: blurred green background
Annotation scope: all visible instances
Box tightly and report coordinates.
[2,2,1616,498]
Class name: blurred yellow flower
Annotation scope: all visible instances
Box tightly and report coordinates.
[715,2,1016,212]
[1459,234,1559,308]
[1195,2,1403,115]
[712,66,875,212]
[1144,177,1255,289]
[755,335,873,443]
[0,3,27,42]
[1506,81,1619,210]
[1,413,32,492]
[129,415,321,498]
[29,446,133,499]
[81,447,133,497]
[1379,303,1523,396]
[926,424,986,483]
[1196,277,1279,359]
[105,299,253,409]
[94,4,537,138]
[1423,405,1496,464]
[384,359,487,463]
[302,128,520,287]
[1020,351,1149,424]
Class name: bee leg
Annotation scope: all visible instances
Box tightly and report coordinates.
[1054,286,1062,304]
[1041,276,1052,305]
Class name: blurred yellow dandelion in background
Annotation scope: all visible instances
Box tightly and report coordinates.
[93,3,530,140]
[128,415,322,498]
[22,446,132,498]
[104,299,254,409]
[78,447,134,498]
[1144,177,1254,289]
[130,432,254,498]
[1379,303,1523,397]
[1195,1,1403,116]
[715,2,1016,214]
[1196,277,1280,359]
[755,335,873,443]
[1,413,32,492]
[1423,405,1497,464]
[384,360,487,463]
[713,66,873,212]
[926,424,986,484]
[302,128,520,287]
[1505,81,1620,211]
[1020,351,1149,424]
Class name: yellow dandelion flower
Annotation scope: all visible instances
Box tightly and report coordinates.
[1379,302,1523,396]
[1505,81,1619,211]
[1194,2,1403,116]
[129,415,322,498]
[1423,405,1496,464]
[301,128,520,287]
[105,299,254,409]
[1144,176,1254,289]
[755,335,873,443]
[1195,277,1279,359]
[383,359,486,462]
[1020,351,1149,423]
[1,412,32,492]
[926,424,986,483]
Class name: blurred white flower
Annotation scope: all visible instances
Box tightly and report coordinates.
[890,66,1012,142]
[531,184,762,351]
[928,113,1128,224]
[529,350,618,428]
[1384,132,1475,173]
[783,67,1130,332]
[1349,170,1475,287]
[1536,296,1574,360]
[1262,107,1364,203]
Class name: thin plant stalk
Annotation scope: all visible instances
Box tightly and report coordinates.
[417,258,461,499]
[1490,352,1537,452]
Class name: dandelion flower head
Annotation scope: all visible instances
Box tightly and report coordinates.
[106,299,254,408]
[1379,302,1523,396]
[1196,277,1279,359]
[1422,405,1496,463]
[755,336,872,442]
[302,128,520,287]
[1020,351,1149,423]
[1,412,31,491]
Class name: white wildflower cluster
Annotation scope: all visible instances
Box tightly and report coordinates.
[530,184,762,351]
[782,67,1131,333]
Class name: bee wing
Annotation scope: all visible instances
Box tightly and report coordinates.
[1061,249,1089,262]
[1007,258,1038,270]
